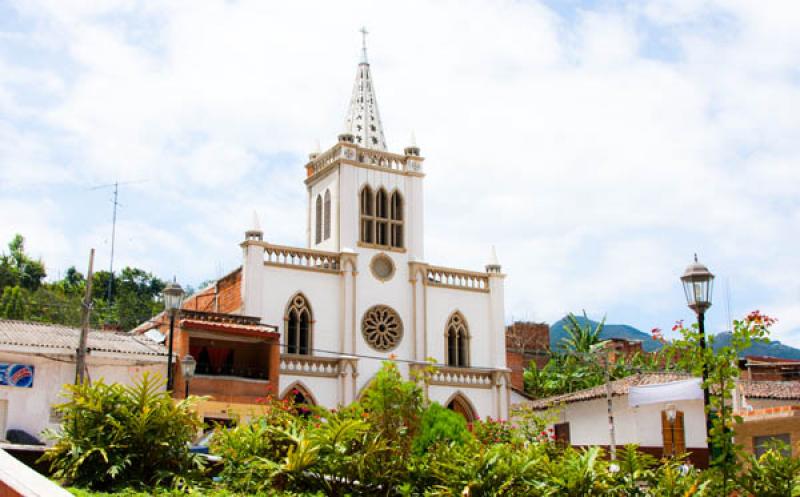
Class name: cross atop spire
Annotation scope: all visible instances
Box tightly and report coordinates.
[344,28,387,150]
[360,26,369,64]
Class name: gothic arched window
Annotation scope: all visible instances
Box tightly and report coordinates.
[375,188,389,246]
[323,189,331,240]
[390,190,404,248]
[285,293,312,355]
[360,186,374,244]
[315,195,323,245]
[446,312,470,367]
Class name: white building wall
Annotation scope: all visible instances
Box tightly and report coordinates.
[428,385,494,419]
[425,286,493,369]
[554,396,707,448]
[308,170,340,252]
[0,352,162,443]
[258,266,343,355]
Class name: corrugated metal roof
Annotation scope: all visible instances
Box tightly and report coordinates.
[0,319,167,359]
[526,372,800,409]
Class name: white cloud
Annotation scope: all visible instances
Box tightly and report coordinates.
[1,0,799,343]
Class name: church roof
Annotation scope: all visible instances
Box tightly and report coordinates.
[343,30,387,151]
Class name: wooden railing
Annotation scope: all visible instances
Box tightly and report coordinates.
[428,367,495,389]
[280,354,343,377]
[260,243,341,273]
[426,266,490,292]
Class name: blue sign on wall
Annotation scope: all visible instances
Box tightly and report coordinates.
[0,363,35,388]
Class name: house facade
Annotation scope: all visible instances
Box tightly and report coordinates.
[166,47,511,421]
[521,372,800,467]
[0,320,166,443]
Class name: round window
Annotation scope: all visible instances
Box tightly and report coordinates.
[361,305,403,352]
[370,254,395,282]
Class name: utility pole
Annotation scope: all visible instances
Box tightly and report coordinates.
[76,248,95,384]
[602,353,618,461]
[107,182,119,304]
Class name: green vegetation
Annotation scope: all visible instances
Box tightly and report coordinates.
[41,373,205,490]
[0,234,166,330]
[47,359,800,496]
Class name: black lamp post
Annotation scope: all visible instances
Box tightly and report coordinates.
[181,354,197,398]
[680,254,714,449]
[163,280,185,391]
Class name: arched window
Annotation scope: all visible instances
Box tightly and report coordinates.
[446,312,470,367]
[285,293,312,355]
[360,186,374,243]
[390,191,403,248]
[315,195,322,244]
[375,188,389,246]
[323,189,331,240]
[281,382,316,417]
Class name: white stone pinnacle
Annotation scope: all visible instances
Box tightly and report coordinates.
[251,210,261,232]
[344,30,388,151]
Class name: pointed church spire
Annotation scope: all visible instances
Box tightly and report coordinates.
[246,210,263,241]
[344,27,388,151]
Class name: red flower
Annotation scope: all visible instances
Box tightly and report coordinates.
[672,320,684,332]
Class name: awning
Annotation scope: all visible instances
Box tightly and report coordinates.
[628,378,703,406]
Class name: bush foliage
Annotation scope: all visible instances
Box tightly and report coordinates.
[49,356,800,496]
[42,373,205,490]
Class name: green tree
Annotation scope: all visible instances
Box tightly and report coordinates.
[0,285,28,319]
[668,311,773,492]
[561,311,605,353]
[412,401,471,454]
[0,234,46,292]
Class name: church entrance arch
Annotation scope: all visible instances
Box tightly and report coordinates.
[445,392,477,423]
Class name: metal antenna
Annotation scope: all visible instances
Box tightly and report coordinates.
[88,179,146,304]
[360,26,369,64]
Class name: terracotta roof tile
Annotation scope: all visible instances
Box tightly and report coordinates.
[740,380,800,400]
[526,372,800,410]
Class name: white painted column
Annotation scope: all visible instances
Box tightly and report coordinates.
[241,238,265,318]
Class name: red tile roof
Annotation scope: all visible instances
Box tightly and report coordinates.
[526,373,800,410]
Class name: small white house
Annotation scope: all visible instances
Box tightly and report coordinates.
[523,373,709,466]
[0,320,167,443]
[521,372,800,468]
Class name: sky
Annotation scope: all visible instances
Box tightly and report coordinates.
[1,0,799,345]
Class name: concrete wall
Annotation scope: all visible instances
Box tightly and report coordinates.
[554,396,707,449]
[0,352,162,443]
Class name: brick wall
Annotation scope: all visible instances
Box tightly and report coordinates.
[506,321,550,392]
[182,268,242,314]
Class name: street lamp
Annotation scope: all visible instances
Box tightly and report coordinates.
[181,354,197,398]
[680,254,714,448]
[163,280,185,391]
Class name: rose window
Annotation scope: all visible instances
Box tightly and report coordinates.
[361,305,403,352]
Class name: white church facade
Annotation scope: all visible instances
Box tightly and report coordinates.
[178,44,511,421]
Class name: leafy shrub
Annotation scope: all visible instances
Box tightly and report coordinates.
[412,401,472,454]
[42,373,204,490]
[471,416,513,446]
[737,441,800,497]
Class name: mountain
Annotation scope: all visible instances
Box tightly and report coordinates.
[549,315,662,353]
[712,332,800,360]
[549,315,800,359]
